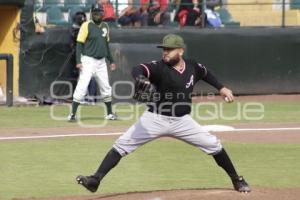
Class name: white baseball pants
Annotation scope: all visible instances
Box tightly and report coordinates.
[73,56,112,102]
[113,111,222,156]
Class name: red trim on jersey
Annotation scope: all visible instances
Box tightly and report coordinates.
[174,61,186,74]
[140,64,150,78]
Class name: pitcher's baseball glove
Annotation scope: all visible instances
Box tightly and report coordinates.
[133,75,156,102]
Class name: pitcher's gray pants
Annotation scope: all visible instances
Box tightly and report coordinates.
[113,111,222,156]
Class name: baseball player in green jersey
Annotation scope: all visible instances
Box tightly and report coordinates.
[68,3,117,122]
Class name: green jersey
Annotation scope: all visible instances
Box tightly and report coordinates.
[76,20,113,64]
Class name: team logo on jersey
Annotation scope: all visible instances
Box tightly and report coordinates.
[186,75,194,88]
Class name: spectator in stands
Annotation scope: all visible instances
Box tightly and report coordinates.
[118,0,143,27]
[206,0,222,10]
[174,0,204,28]
[143,0,170,26]
[205,0,222,28]
[205,8,222,28]
[111,0,128,17]
[140,0,150,26]
[101,0,117,23]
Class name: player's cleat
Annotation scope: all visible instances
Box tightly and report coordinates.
[105,113,118,120]
[76,175,100,193]
[232,176,251,193]
[67,113,76,122]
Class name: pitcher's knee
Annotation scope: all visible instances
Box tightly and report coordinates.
[103,95,112,102]
[73,93,83,103]
[208,143,223,155]
[201,139,223,155]
[112,144,126,157]
[112,141,136,157]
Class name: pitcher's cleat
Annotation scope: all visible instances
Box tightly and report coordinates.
[232,176,251,193]
[76,175,100,193]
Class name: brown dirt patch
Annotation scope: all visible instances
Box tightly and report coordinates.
[0,126,126,137]
[215,131,300,144]
[193,94,300,102]
[18,188,300,200]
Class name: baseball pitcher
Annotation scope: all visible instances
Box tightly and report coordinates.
[76,34,251,193]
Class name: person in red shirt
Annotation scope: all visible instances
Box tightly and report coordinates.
[174,0,203,27]
[101,0,117,23]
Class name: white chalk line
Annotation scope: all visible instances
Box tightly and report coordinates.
[235,127,300,131]
[0,132,123,141]
[1,127,300,141]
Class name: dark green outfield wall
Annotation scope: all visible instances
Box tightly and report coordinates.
[19,27,300,100]
[0,0,25,6]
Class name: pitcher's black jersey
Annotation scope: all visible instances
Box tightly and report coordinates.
[132,59,224,117]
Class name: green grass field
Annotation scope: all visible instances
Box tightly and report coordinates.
[0,101,299,200]
[0,101,299,129]
[0,139,300,200]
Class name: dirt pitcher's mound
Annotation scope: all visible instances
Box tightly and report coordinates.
[21,188,300,200]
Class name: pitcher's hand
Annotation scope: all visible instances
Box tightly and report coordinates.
[220,87,234,103]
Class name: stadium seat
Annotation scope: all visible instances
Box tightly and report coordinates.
[65,0,84,9]
[85,0,97,11]
[216,8,240,27]
[291,0,300,9]
[44,0,63,8]
[46,6,68,25]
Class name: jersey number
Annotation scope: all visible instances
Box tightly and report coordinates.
[102,28,108,37]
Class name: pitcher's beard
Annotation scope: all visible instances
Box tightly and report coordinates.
[163,55,180,67]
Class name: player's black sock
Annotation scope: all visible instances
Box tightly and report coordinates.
[71,101,80,115]
[94,148,122,181]
[213,148,239,180]
[104,101,113,115]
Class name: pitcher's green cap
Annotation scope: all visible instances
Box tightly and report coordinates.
[157,34,186,49]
